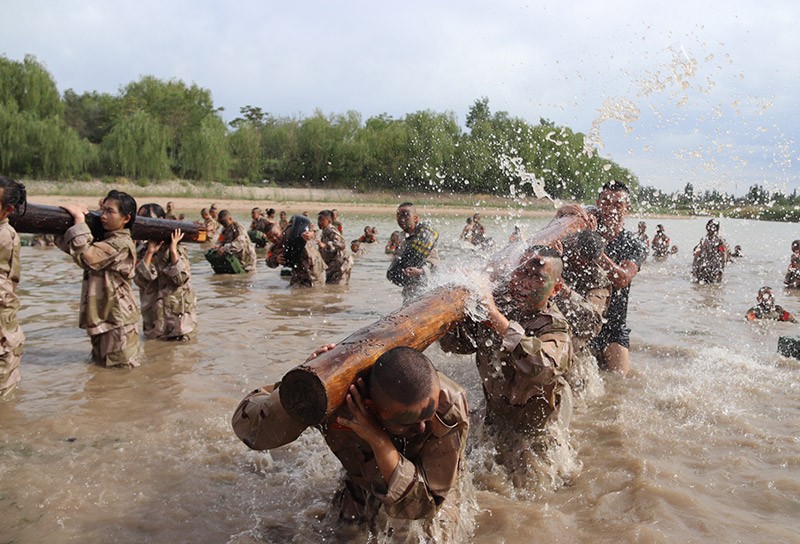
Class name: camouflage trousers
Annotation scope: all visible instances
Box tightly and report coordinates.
[90,323,141,368]
[0,344,23,397]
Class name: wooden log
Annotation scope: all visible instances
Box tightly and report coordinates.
[279,213,589,426]
[9,203,208,243]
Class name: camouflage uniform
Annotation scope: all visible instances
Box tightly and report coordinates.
[204,217,220,241]
[232,373,468,522]
[387,223,440,301]
[218,221,257,272]
[746,304,797,322]
[440,300,572,473]
[784,255,800,288]
[319,224,353,285]
[556,264,611,397]
[0,219,24,397]
[134,244,197,340]
[32,234,56,247]
[266,237,326,288]
[57,223,141,367]
[692,234,730,283]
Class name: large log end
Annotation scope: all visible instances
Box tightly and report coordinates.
[279,366,329,426]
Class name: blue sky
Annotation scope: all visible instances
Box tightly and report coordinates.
[2,0,798,195]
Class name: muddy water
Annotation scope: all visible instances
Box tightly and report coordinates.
[2,213,799,543]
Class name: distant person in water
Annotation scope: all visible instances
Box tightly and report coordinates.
[745,287,797,322]
[165,201,177,220]
[331,209,343,234]
[385,231,403,255]
[730,245,743,258]
[358,226,377,244]
[470,213,486,245]
[201,208,219,240]
[460,217,474,243]
[317,210,352,285]
[784,240,800,288]
[351,239,366,257]
[278,210,288,230]
[215,210,257,272]
[692,219,730,284]
[508,225,522,244]
[651,224,669,258]
[387,203,440,301]
[636,221,649,260]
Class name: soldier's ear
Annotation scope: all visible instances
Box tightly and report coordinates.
[551,278,564,297]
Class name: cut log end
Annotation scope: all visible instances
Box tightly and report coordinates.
[279,366,329,426]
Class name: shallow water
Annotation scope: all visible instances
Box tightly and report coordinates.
[2,213,799,543]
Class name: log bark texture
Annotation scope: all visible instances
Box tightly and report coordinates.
[280,213,589,426]
[9,203,207,243]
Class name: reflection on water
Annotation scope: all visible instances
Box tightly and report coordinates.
[1,213,799,543]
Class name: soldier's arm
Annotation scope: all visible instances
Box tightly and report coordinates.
[58,222,122,271]
[502,318,570,387]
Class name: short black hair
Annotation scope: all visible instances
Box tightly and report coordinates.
[601,180,630,194]
[318,210,333,220]
[0,176,27,215]
[137,203,165,219]
[564,230,606,262]
[218,209,231,221]
[398,202,414,209]
[523,244,564,277]
[104,190,136,228]
[370,347,437,406]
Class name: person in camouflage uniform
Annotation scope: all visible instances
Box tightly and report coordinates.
[201,208,219,242]
[692,219,730,284]
[265,215,325,287]
[555,230,612,399]
[0,177,26,396]
[232,346,469,527]
[317,210,353,285]
[134,203,197,341]
[746,286,797,322]
[440,246,573,480]
[784,240,800,288]
[57,190,141,368]
[387,203,440,302]
[215,210,257,272]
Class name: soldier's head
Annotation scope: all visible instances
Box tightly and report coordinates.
[507,245,564,312]
[201,208,210,220]
[218,209,233,227]
[0,176,27,220]
[280,210,287,220]
[563,230,606,269]
[166,201,174,212]
[209,204,218,219]
[396,202,419,234]
[318,210,333,230]
[638,221,647,233]
[366,347,440,439]
[792,240,800,254]
[265,223,282,244]
[102,190,136,231]
[757,286,775,308]
[266,208,276,219]
[350,239,361,253]
[596,180,631,232]
[137,203,165,219]
[706,219,720,234]
[251,207,262,220]
[656,224,665,232]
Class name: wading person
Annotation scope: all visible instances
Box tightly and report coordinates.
[57,190,141,368]
[387,203,440,302]
[784,240,800,288]
[440,245,573,485]
[134,203,197,341]
[745,286,797,322]
[266,215,325,287]
[232,346,469,530]
[651,224,671,259]
[317,210,352,285]
[556,180,646,376]
[201,208,219,240]
[691,219,730,284]
[165,201,177,220]
[215,210,257,272]
[0,177,26,396]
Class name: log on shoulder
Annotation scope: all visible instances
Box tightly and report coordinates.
[279,213,589,426]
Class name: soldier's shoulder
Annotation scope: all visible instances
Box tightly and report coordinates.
[525,305,570,334]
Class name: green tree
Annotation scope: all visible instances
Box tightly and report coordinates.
[101,110,170,179]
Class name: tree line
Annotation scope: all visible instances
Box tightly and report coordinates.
[1,54,636,201]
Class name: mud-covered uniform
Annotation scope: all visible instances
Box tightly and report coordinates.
[266,236,326,288]
[319,224,353,285]
[218,221,257,272]
[232,373,469,522]
[134,244,197,340]
[0,219,24,396]
[746,304,797,322]
[440,301,572,471]
[387,223,440,301]
[57,223,141,367]
[556,264,611,396]
[692,234,730,284]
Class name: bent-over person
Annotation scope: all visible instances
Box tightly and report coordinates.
[216,210,257,272]
[266,215,325,287]
[317,210,353,285]
[232,346,469,529]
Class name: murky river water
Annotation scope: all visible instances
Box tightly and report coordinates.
[1,211,799,543]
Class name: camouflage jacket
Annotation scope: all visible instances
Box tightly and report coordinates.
[57,223,140,335]
[134,244,197,339]
[219,221,257,272]
[232,372,468,520]
[0,219,24,353]
[319,225,352,278]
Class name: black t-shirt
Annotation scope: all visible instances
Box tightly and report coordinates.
[603,230,646,332]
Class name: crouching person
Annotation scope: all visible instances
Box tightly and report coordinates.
[232,346,469,532]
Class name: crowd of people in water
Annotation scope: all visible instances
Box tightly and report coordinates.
[1,175,797,538]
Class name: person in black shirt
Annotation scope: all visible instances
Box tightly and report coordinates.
[556,180,645,375]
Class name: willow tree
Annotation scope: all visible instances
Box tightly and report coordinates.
[101,110,170,179]
[179,114,230,180]
[228,122,263,182]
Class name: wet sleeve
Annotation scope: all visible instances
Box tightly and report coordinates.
[134,258,157,288]
[162,250,190,287]
[222,230,248,255]
[231,384,308,450]
[58,223,121,271]
[502,320,568,387]
[556,289,605,339]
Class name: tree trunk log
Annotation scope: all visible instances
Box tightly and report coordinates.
[9,203,208,243]
[279,213,589,426]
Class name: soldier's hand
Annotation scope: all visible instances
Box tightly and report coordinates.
[61,204,89,222]
[305,343,337,362]
[337,379,385,444]
[403,267,424,278]
[147,240,164,254]
[171,229,184,247]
